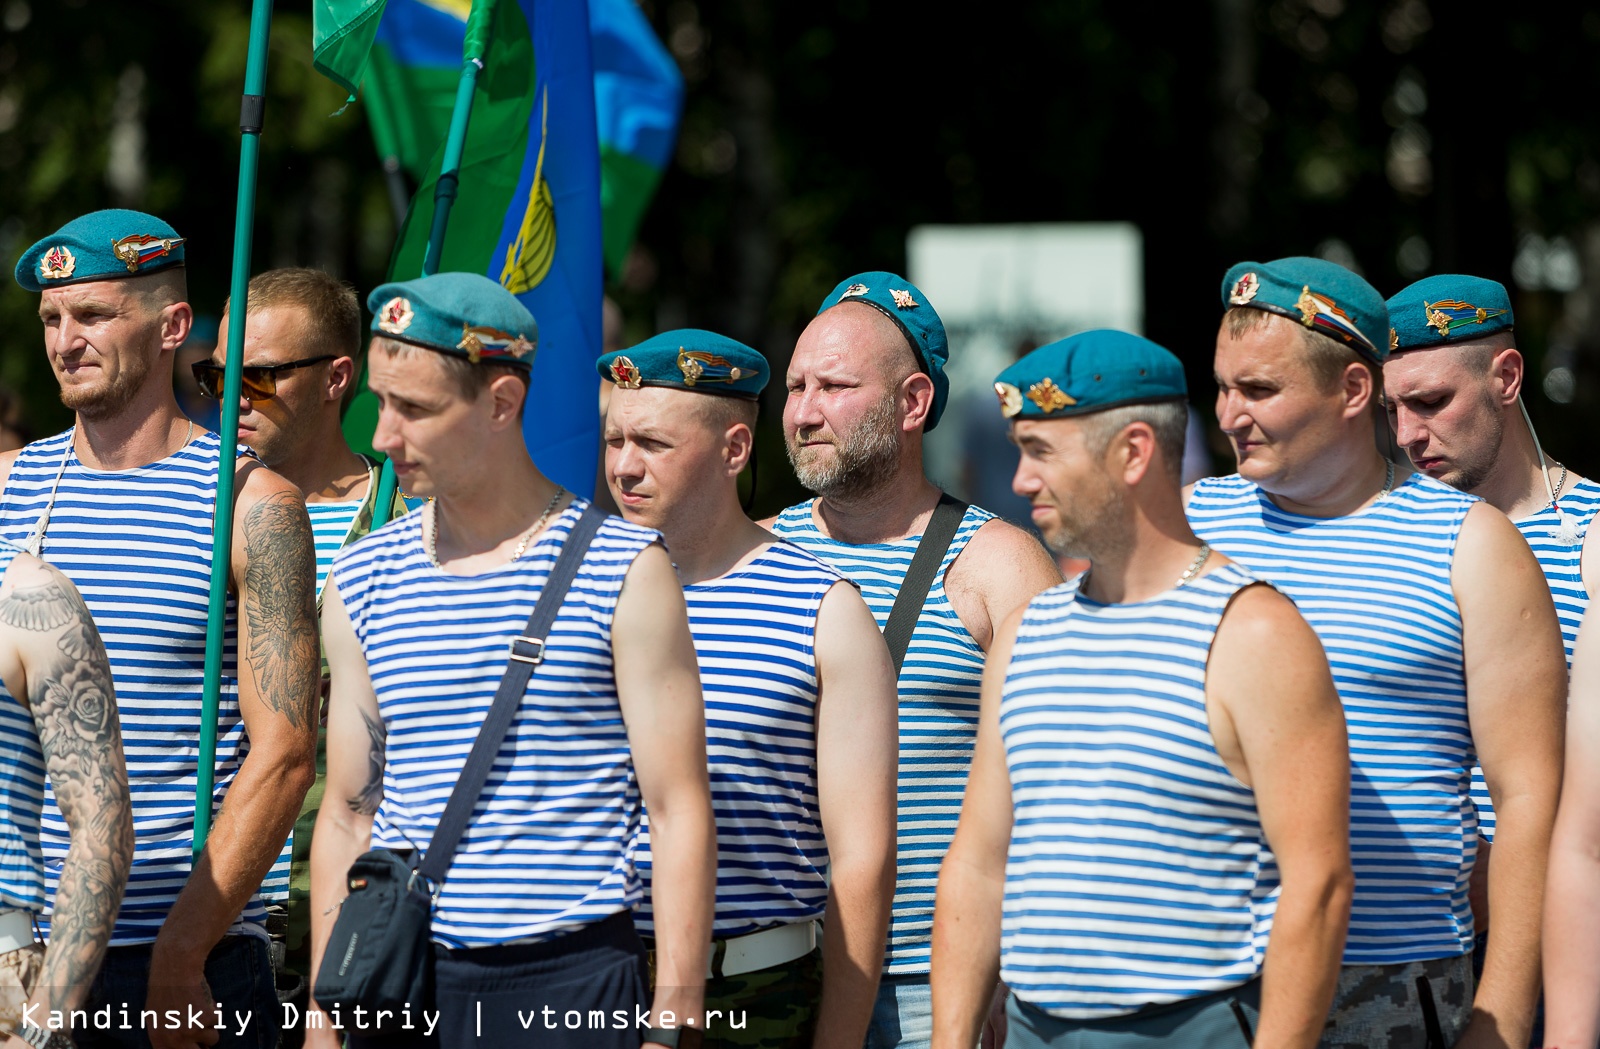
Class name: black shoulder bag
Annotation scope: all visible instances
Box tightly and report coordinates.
[880,493,968,672]
[313,502,609,1012]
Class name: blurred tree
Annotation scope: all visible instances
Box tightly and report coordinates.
[5,0,1600,513]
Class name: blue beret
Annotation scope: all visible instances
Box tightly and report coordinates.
[598,329,768,400]
[367,272,537,367]
[14,209,186,292]
[816,271,950,431]
[1221,256,1390,363]
[1387,274,1513,352]
[994,329,1187,420]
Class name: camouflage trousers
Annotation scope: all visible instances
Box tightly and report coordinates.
[699,946,821,1049]
[1320,953,1473,1049]
[0,942,53,1043]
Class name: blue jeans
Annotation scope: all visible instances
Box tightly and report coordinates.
[863,973,932,1049]
[78,935,278,1049]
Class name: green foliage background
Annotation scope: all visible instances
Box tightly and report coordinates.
[3,0,1599,513]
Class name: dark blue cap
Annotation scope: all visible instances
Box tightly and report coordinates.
[817,271,950,430]
[598,329,768,400]
[994,329,1187,420]
[1222,256,1390,362]
[15,209,186,292]
[1387,274,1513,352]
[367,272,537,367]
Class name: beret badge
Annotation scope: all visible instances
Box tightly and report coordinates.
[609,356,642,389]
[1228,272,1259,305]
[111,233,184,273]
[840,283,869,299]
[377,296,414,335]
[889,288,919,309]
[38,246,76,281]
[1424,299,1510,338]
[456,324,534,364]
[1026,377,1076,414]
[995,382,1023,419]
[677,348,746,387]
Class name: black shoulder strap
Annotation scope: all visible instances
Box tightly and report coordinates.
[416,501,609,884]
[881,493,968,674]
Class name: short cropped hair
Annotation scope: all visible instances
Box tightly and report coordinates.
[370,336,529,406]
[1078,400,1189,478]
[1223,306,1375,393]
[227,268,361,362]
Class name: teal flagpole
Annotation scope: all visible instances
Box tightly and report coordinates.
[370,0,498,529]
[195,0,273,857]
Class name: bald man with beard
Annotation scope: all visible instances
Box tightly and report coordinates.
[766,272,1060,1049]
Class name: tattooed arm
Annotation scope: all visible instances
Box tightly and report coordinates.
[0,554,133,1019]
[147,465,318,1046]
[306,577,381,1046]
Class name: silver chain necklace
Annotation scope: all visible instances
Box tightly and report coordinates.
[426,486,566,569]
[1551,462,1568,505]
[1174,543,1212,589]
[1380,458,1394,497]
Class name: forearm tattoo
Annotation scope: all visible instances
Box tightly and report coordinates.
[242,492,320,730]
[346,707,386,817]
[0,578,133,1013]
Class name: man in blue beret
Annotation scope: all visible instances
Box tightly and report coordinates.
[768,272,1060,1049]
[309,273,715,1049]
[598,329,899,1048]
[931,329,1351,1049]
[1384,274,1585,1021]
[2,209,320,1048]
[1188,257,1564,1048]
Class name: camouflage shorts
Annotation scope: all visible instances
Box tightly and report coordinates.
[700,946,820,1049]
[1321,953,1473,1049]
[0,942,45,1037]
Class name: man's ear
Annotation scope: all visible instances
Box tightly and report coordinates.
[1491,346,1525,407]
[486,371,528,430]
[1341,359,1377,420]
[900,372,935,432]
[725,421,755,476]
[327,356,357,403]
[159,301,194,352]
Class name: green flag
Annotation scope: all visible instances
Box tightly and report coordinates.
[312,0,389,98]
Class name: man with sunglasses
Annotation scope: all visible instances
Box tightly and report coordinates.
[0,210,320,1049]
[201,267,413,1030]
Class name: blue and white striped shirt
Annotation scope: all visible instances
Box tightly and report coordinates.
[770,498,993,974]
[333,499,659,949]
[635,542,842,938]
[0,541,46,915]
[0,429,262,945]
[1189,472,1476,964]
[308,499,365,601]
[1471,477,1600,843]
[1000,564,1271,1018]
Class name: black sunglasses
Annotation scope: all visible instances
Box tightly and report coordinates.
[192,355,335,402]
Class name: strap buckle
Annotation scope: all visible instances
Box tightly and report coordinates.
[407,867,443,905]
[509,636,545,665]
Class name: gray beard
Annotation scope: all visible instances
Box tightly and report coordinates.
[787,397,901,501]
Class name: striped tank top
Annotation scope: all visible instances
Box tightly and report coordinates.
[0,541,47,915]
[1000,564,1271,1018]
[308,499,365,601]
[770,498,994,974]
[333,498,659,949]
[1470,476,1600,842]
[634,542,843,938]
[1188,472,1477,964]
[0,429,261,945]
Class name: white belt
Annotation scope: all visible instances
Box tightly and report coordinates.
[710,920,818,979]
[0,908,37,954]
